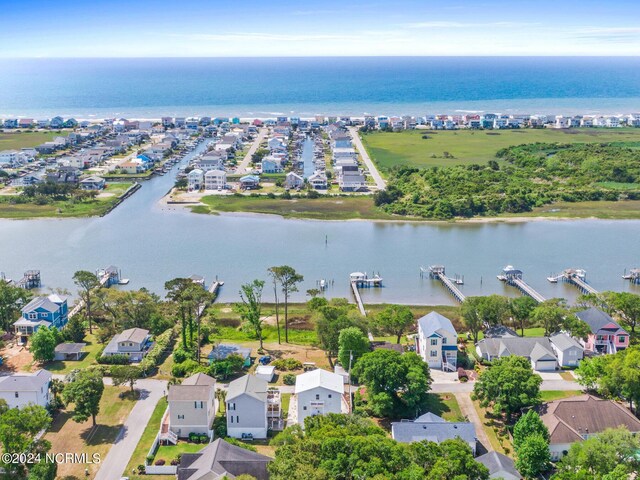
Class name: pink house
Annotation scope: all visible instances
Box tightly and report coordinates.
[575,307,629,354]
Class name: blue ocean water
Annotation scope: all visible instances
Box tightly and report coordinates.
[1,57,640,118]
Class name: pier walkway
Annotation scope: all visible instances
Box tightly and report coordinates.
[425,265,466,303]
[548,269,598,295]
[497,266,545,303]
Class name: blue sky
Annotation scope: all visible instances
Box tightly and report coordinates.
[1,0,640,57]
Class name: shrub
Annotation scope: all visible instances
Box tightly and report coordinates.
[213,415,227,438]
[145,455,154,465]
[199,434,208,443]
[139,328,176,374]
[155,459,166,466]
[171,457,180,466]
[224,437,258,452]
[272,358,302,371]
[172,359,201,378]
[138,464,146,473]
[97,354,130,365]
[173,346,194,363]
[457,367,469,382]
[283,373,296,385]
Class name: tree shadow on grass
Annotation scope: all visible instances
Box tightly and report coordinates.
[48,410,72,433]
[81,424,125,446]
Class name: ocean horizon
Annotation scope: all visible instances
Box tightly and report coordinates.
[1,56,640,118]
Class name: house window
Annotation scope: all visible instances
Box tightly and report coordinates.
[178,415,184,420]
[228,402,235,411]
[28,313,37,320]
[328,394,332,398]
[303,406,307,411]
[315,394,320,400]
[442,338,447,345]
[430,350,437,357]
[236,416,239,423]
[430,338,438,346]
[15,392,19,398]
[230,416,233,423]
[619,335,626,343]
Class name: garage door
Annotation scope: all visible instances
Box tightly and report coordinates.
[535,360,557,371]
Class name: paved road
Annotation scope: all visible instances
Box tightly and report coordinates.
[431,377,582,393]
[348,126,386,190]
[454,392,491,454]
[234,127,267,175]
[95,378,167,480]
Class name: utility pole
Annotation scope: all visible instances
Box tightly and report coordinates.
[348,350,353,414]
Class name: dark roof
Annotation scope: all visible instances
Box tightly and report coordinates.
[54,343,86,354]
[177,438,271,480]
[476,451,521,479]
[575,307,626,335]
[208,343,251,361]
[484,325,518,338]
[540,395,640,445]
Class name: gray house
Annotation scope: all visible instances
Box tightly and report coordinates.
[476,336,559,371]
[103,327,152,362]
[391,412,477,455]
[176,438,271,480]
[476,451,522,479]
[226,375,281,439]
[165,372,217,440]
[549,332,584,367]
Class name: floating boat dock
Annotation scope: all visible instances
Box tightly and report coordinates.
[15,270,41,290]
[349,272,382,340]
[547,268,598,295]
[96,266,122,287]
[497,266,546,303]
[424,265,466,303]
[623,268,640,285]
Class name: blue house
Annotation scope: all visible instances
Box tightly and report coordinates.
[14,294,69,343]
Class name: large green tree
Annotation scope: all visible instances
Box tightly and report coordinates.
[73,270,100,334]
[63,369,104,426]
[462,295,509,343]
[473,355,542,422]
[110,365,141,393]
[235,280,266,350]
[530,299,567,336]
[513,410,549,451]
[337,326,370,370]
[509,296,537,336]
[315,299,363,368]
[63,314,86,343]
[30,326,62,363]
[165,278,211,358]
[515,433,550,479]
[0,403,52,475]
[375,304,415,344]
[352,349,432,418]
[0,282,32,332]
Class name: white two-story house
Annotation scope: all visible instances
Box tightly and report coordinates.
[163,372,217,441]
[295,369,345,427]
[226,374,281,440]
[0,370,52,409]
[415,311,458,371]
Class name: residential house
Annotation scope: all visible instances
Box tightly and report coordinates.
[308,170,328,189]
[475,336,559,371]
[549,332,583,367]
[260,156,282,173]
[0,370,52,409]
[103,327,153,362]
[415,311,458,371]
[255,365,275,382]
[226,375,281,439]
[295,369,345,426]
[540,395,640,460]
[338,171,366,192]
[166,373,217,439]
[14,294,68,342]
[79,176,106,190]
[54,343,86,361]
[0,150,28,167]
[187,168,204,191]
[239,175,260,190]
[285,171,304,189]
[476,451,522,479]
[204,170,226,190]
[391,413,477,455]
[208,343,252,368]
[176,438,272,480]
[574,307,629,354]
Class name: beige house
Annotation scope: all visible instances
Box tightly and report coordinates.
[103,327,152,362]
[162,373,217,442]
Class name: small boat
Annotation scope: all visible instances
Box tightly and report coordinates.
[319,279,326,290]
[119,279,130,285]
[547,276,558,283]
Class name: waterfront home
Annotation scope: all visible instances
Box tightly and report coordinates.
[14,294,68,342]
[308,170,328,189]
[187,168,204,191]
[226,375,280,439]
[0,149,28,167]
[415,311,458,371]
[18,118,34,129]
[0,370,52,409]
[574,307,629,354]
[268,137,287,152]
[79,176,106,190]
[549,332,583,367]
[103,327,153,362]
[196,154,225,172]
[540,395,640,460]
[208,343,252,367]
[338,171,366,192]
[176,438,272,480]
[239,175,260,190]
[476,451,522,479]
[165,372,217,440]
[475,336,559,371]
[260,156,282,173]
[204,169,226,190]
[391,413,477,455]
[54,342,86,361]
[285,171,304,189]
[119,160,145,174]
[295,369,345,426]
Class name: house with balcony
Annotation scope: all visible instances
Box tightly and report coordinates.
[415,311,457,371]
[226,374,281,439]
[574,307,629,354]
[103,327,153,362]
[14,294,68,343]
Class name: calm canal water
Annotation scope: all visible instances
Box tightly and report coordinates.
[0,149,639,305]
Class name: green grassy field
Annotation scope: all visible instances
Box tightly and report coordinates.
[44,333,102,374]
[195,195,398,220]
[360,128,640,170]
[0,131,66,150]
[0,182,133,218]
[512,200,640,220]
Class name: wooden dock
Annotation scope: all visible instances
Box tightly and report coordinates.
[69,266,123,319]
[548,269,598,295]
[350,281,367,316]
[15,270,41,290]
[426,265,466,303]
[497,266,545,303]
[623,268,640,285]
[196,279,223,318]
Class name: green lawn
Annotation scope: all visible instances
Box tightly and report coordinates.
[360,128,640,171]
[0,131,67,150]
[281,393,291,417]
[0,182,133,219]
[45,333,103,374]
[195,195,398,221]
[155,441,204,464]
[540,390,583,402]
[511,199,640,220]
[423,393,464,421]
[124,397,169,479]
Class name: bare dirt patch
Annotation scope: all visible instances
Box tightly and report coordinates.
[0,341,36,373]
